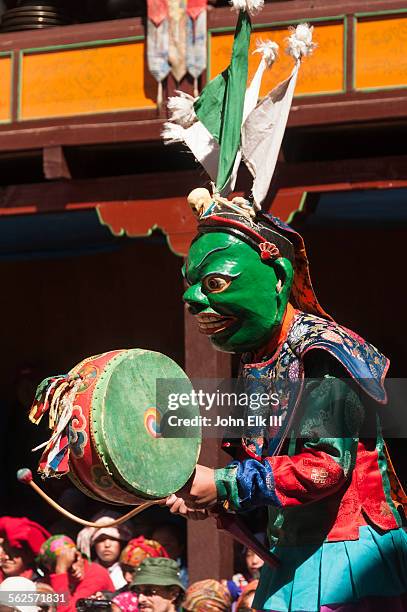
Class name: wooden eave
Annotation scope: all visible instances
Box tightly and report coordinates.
[0,0,406,152]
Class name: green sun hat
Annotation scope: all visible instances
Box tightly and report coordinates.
[131,558,185,591]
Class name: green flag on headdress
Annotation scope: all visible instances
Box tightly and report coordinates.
[193,11,251,193]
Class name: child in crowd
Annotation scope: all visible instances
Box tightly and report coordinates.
[76,516,133,590]
[224,548,264,602]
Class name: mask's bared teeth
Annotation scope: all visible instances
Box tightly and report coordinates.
[196,316,235,335]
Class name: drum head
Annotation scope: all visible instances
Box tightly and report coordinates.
[92,350,201,499]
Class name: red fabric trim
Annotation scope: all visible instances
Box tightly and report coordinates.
[265,438,399,540]
[207,216,265,243]
[187,0,207,20]
[355,441,399,531]
[147,0,168,26]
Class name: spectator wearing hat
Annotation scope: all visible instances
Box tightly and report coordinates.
[0,576,40,612]
[119,538,169,588]
[38,535,114,611]
[76,517,133,590]
[130,558,184,612]
[111,538,169,612]
[0,517,50,582]
[182,580,231,612]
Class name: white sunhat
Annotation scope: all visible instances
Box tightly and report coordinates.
[0,576,40,612]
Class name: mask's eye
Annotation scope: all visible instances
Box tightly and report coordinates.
[203,275,232,293]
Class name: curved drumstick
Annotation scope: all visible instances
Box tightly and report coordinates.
[19,469,280,567]
[17,468,166,528]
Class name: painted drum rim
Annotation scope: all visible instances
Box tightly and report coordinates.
[68,350,144,505]
[68,465,123,506]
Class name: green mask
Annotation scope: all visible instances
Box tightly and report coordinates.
[183,232,294,353]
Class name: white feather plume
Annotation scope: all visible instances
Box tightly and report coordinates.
[167,90,197,128]
[161,122,186,145]
[286,23,317,60]
[253,39,279,67]
[229,0,264,16]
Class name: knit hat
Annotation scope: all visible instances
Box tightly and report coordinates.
[37,534,76,570]
[0,517,51,556]
[0,577,39,612]
[131,558,185,591]
[120,536,169,568]
[183,579,231,612]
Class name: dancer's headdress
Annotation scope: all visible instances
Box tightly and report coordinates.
[163,0,316,208]
[163,2,327,318]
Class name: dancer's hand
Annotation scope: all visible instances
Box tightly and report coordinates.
[165,495,209,520]
[172,464,218,510]
[183,464,218,508]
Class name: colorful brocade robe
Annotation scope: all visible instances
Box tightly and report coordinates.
[215,309,402,544]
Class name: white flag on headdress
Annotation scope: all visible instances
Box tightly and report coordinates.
[162,40,278,189]
[184,121,220,180]
[241,60,299,207]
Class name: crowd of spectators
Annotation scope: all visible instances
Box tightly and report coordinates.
[0,515,263,612]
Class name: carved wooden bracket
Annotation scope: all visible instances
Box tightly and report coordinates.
[97,197,198,257]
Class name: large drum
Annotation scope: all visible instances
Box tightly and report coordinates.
[30,349,201,505]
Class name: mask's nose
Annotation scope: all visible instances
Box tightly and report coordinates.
[183,283,210,315]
